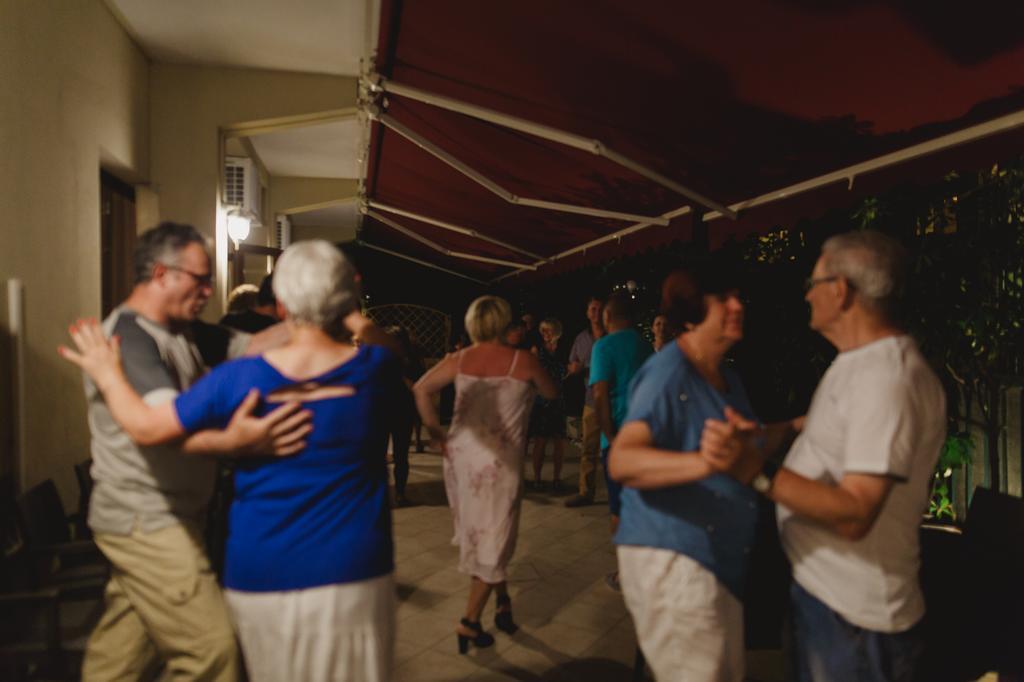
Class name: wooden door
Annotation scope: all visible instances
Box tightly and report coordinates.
[100,171,136,316]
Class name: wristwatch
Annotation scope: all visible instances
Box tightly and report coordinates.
[751,461,779,495]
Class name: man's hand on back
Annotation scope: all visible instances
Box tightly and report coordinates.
[225,389,313,457]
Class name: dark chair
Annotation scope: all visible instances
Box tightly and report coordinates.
[0,494,103,680]
[0,584,88,681]
[14,480,108,588]
[17,480,86,545]
[961,488,1024,678]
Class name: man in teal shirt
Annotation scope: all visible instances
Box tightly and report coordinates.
[589,293,653,588]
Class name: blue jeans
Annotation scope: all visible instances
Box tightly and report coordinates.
[600,447,622,517]
[791,581,924,682]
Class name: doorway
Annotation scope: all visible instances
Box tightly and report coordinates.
[100,170,136,317]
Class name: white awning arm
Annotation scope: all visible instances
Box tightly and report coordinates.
[367,209,537,270]
[699,106,1024,223]
[368,201,544,260]
[379,79,737,220]
[490,205,693,283]
[367,107,670,226]
[492,106,1024,283]
[375,79,598,152]
[357,241,486,283]
[373,111,510,198]
[451,251,536,269]
[367,208,446,252]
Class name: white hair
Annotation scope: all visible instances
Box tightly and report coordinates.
[821,230,906,318]
[272,240,360,328]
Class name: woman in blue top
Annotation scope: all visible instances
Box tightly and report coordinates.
[609,266,800,682]
[62,241,403,682]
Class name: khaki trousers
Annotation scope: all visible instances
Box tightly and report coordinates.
[577,405,601,498]
[82,523,239,682]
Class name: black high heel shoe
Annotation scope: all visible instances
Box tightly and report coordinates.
[494,595,519,635]
[456,618,495,654]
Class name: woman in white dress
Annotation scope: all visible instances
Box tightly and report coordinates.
[414,296,557,653]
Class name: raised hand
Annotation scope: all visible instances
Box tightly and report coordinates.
[345,310,405,358]
[723,406,757,431]
[226,389,313,457]
[58,318,124,390]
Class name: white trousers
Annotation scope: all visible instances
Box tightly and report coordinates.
[226,573,396,682]
[618,546,744,682]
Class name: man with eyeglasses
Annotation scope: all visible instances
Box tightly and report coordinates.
[80,222,308,681]
[701,231,945,681]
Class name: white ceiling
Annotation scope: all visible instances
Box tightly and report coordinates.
[289,201,359,227]
[106,0,377,76]
[249,119,361,178]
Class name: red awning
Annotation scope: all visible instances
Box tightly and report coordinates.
[362,1,1024,282]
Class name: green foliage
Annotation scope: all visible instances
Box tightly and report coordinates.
[859,161,1024,493]
[747,228,804,264]
[852,197,883,230]
[929,433,974,520]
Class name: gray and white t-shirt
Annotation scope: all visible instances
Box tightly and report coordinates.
[86,307,250,535]
[778,335,945,633]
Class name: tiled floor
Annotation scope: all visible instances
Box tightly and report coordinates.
[390,445,787,682]
[55,445,993,681]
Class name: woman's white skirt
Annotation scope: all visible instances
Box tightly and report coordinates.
[226,572,396,682]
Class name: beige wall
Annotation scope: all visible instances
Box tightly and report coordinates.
[135,185,160,234]
[0,0,150,504]
[291,223,360,243]
[0,3,360,508]
[149,66,357,318]
[241,257,274,287]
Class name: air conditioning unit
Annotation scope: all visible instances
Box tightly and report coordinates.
[275,214,292,249]
[224,156,262,224]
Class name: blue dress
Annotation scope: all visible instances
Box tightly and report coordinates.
[174,345,401,592]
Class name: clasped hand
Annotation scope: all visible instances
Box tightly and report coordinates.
[700,407,763,483]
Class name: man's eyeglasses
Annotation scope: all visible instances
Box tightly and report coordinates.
[166,265,214,287]
[804,275,839,293]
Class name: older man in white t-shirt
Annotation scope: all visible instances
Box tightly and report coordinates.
[701,231,945,682]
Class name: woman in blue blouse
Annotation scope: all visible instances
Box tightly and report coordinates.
[62,241,402,681]
[608,266,800,682]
